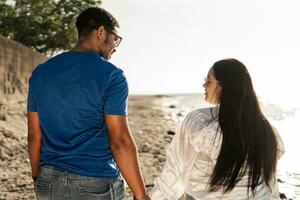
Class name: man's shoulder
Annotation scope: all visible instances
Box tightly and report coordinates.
[40,51,66,65]
[32,52,66,71]
[100,59,124,73]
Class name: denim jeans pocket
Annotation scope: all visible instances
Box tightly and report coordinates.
[36,179,52,200]
[111,179,125,200]
[79,182,113,200]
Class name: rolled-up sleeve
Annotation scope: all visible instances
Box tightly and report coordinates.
[150,111,202,200]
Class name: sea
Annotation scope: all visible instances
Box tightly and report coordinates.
[166,93,300,199]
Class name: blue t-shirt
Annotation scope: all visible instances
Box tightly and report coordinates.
[27,51,128,177]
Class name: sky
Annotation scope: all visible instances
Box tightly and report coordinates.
[101,0,300,107]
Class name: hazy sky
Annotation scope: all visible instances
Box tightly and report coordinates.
[102,0,300,107]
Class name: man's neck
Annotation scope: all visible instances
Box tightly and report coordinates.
[71,39,98,53]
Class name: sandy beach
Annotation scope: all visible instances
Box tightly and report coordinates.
[0,95,188,200]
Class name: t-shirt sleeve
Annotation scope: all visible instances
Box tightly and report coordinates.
[104,70,129,116]
[27,74,37,112]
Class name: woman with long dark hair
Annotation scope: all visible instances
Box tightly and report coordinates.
[149,59,284,200]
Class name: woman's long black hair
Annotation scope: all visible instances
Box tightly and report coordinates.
[208,59,278,195]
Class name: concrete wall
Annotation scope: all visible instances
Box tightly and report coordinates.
[0,36,47,102]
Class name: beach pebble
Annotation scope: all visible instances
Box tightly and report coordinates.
[279,192,287,199]
[163,135,173,143]
[277,178,285,183]
[167,130,175,135]
[152,150,162,155]
[16,183,26,188]
[138,143,151,153]
[0,115,6,121]
[158,156,166,162]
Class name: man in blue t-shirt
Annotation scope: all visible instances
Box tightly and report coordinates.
[27,7,150,200]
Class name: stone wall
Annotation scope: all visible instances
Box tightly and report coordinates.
[0,36,47,102]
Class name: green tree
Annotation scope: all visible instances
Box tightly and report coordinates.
[0,0,101,56]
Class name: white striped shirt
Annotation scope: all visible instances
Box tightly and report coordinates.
[150,107,285,200]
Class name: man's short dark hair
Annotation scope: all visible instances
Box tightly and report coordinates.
[76,7,119,37]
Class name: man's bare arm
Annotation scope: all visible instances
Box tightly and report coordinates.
[105,115,150,200]
[27,112,42,178]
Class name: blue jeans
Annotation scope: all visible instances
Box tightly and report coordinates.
[36,165,125,200]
